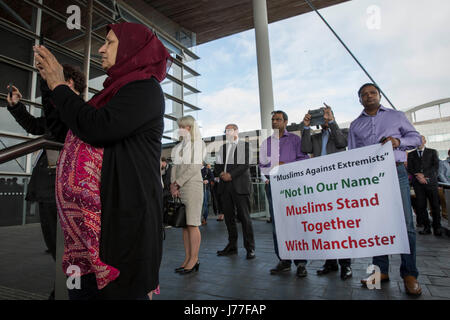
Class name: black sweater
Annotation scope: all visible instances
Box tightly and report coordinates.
[51,78,165,299]
[6,80,61,202]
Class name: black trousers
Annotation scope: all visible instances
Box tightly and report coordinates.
[38,202,57,261]
[211,184,219,215]
[221,186,255,252]
[324,259,351,268]
[412,181,441,229]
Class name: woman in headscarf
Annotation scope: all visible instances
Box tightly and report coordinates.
[34,22,171,300]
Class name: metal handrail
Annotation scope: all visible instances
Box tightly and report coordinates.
[0,136,63,165]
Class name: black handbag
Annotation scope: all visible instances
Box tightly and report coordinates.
[166,197,187,228]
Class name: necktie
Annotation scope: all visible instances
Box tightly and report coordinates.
[418,150,423,158]
[224,143,236,173]
[321,130,329,156]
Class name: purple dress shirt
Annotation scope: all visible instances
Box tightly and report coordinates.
[259,130,309,176]
[348,105,421,162]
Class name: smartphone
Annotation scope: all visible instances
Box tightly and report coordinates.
[8,83,13,98]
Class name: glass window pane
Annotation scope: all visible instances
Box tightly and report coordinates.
[183,87,197,106]
[161,80,182,100]
[0,0,34,28]
[0,62,32,101]
[163,117,178,142]
[414,106,441,122]
[440,102,450,118]
[0,137,28,173]
[96,0,116,13]
[428,133,450,143]
[0,175,32,226]
[0,27,34,65]
[166,99,182,118]
[183,56,197,70]
[41,11,84,47]
[0,107,28,136]
[164,98,173,115]
[183,69,197,88]
[168,62,182,79]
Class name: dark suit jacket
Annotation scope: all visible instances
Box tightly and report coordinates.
[407,148,440,185]
[301,121,348,157]
[201,166,214,190]
[214,140,252,195]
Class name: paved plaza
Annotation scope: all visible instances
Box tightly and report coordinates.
[0,217,449,300]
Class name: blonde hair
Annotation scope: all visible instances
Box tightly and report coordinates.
[173,115,205,164]
[177,115,202,142]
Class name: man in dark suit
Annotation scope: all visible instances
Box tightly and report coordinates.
[301,104,352,280]
[214,124,256,259]
[407,135,442,236]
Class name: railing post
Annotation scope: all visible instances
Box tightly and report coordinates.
[21,178,28,225]
[55,215,68,300]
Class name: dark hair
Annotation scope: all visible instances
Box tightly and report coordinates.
[225,123,239,131]
[62,64,86,95]
[358,83,381,98]
[161,157,167,162]
[271,110,288,122]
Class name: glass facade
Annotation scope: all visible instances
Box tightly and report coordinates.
[406,101,450,160]
[0,0,200,225]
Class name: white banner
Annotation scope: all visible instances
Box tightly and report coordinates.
[270,142,410,260]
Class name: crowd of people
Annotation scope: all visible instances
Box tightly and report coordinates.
[3,21,448,300]
[161,82,448,298]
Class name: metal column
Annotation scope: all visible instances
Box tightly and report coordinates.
[252,0,274,132]
[83,0,94,100]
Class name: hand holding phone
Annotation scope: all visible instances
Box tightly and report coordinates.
[6,84,22,107]
[8,83,13,98]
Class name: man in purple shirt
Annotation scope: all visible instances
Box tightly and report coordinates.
[259,110,309,277]
[348,83,422,296]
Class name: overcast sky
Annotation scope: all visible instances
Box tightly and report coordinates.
[195,0,450,138]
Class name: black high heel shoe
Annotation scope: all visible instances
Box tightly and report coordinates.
[179,261,200,275]
[174,266,185,273]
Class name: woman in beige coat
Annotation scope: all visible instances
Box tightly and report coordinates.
[170,115,204,274]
